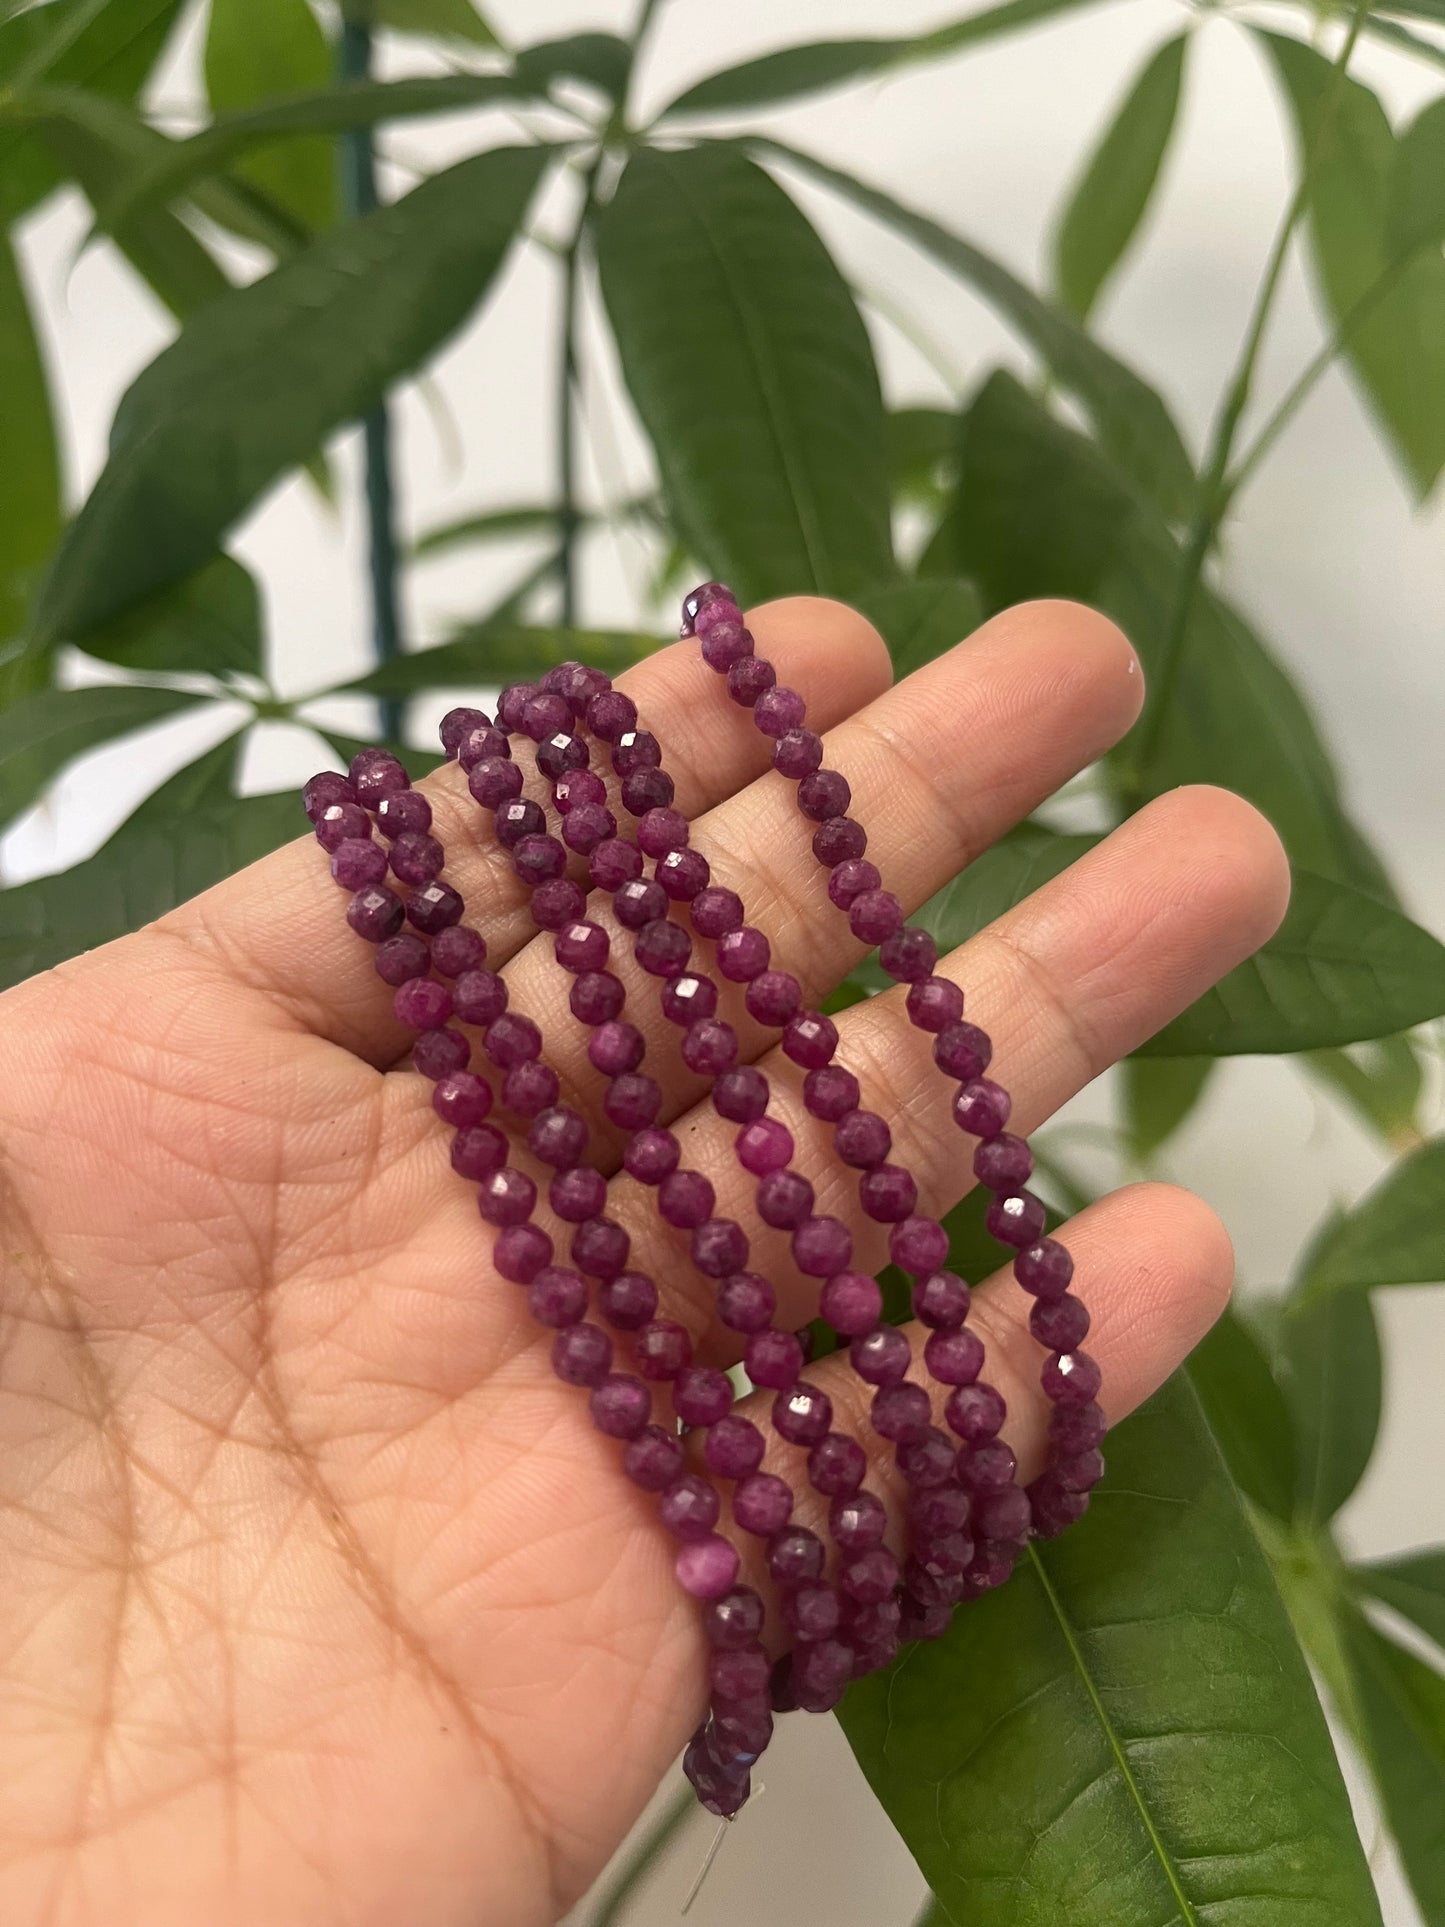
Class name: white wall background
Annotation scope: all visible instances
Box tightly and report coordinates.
[8,1,1444,1921]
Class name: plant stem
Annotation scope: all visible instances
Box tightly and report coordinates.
[339,9,404,744]
[1124,0,1371,799]
[557,151,603,626]
[591,1783,695,1926]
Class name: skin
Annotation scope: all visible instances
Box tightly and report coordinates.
[0,596,1290,1927]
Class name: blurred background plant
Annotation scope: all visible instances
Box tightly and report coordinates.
[1,0,1444,1921]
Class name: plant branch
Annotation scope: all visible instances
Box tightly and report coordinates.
[557,151,604,625]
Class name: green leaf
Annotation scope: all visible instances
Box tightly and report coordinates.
[1357,1550,1445,1651]
[839,1372,1381,1927]
[372,0,498,46]
[886,405,957,509]
[0,228,61,645]
[1389,94,1445,254]
[1305,1034,1425,1146]
[0,683,205,832]
[1187,1304,1298,1520]
[850,577,981,677]
[1263,31,1445,499]
[76,554,264,679]
[333,622,662,696]
[1342,1608,1445,1921]
[1280,1285,1382,1525]
[412,493,656,559]
[914,825,1090,954]
[596,144,893,603]
[660,0,1111,117]
[206,0,336,235]
[1121,1054,1214,1160]
[514,33,631,100]
[1053,35,1187,320]
[32,143,551,648]
[756,140,1195,521]
[1297,1134,1445,1295]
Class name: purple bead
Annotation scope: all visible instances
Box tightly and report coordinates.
[1042,1350,1102,1406]
[451,1123,506,1180]
[987,1190,1048,1249]
[604,1073,661,1131]
[872,1383,932,1444]
[820,1272,882,1336]
[614,728,661,776]
[512,833,565,886]
[478,1166,536,1226]
[572,1216,629,1281]
[792,1215,851,1276]
[675,1366,734,1427]
[850,1324,911,1386]
[495,683,534,733]
[945,1382,1007,1443]
[716,926,770,982]
[733,1473,793,1536]
[430,925,487,977]
[550,1165,608,1223]
[737,1117,793,1176]
[554,662,611,714]
[835,1110,890,1168]
[303,770,355,822]
[756,1168,813,1228]
[849,889,904,946]
[681,581,735,635]
[796,768,850,820]
[772,1382,832,1446]
[1053,1447,1105,1494]
[621,766,674,816]
[744,970,802,1027]
[528,1105,589,1168]
[960,1439,1018,1492]
[588,1019,644,1077]
[1050,1400,1107,1455]
[494,1221,553,1283]
[708,1643,770,1703]
[635,1320,693,1381]
[660,1474,721,1540]
[976,1486,1031,1543]
[767,1526,826,1587]
[406,880,463,934]
[636,918,691,978]
[350,752,409,804]
[953,1077,1011,1138]
[440,705,488,757]
[570,970,624,1025]
[704,1586,765,1650]
[531,877,585,932]
[682,1018,739,1075]
[485,1011,541,1068]
[1031,1293,1090,1352]
[783,1582,841,1641]
[688,887,741,940]
[924,1327,984,1386]
[389,832,445,886]
[860,1165,918,1223]
[705,1415,766,1481]
[676,1535,740,1601]
[412,1028,470,1079]
[657,847,711,901]
[831,1490,887,1551]
[727,655,776,707]
[803,1064,860,1122]
[909,1483,971,1539]
[331,838,387,889]
[590,837,643,891]
[659,1169,715,1229]
[316,800,372,851]
[1015,1238,1073,1300]
[896,1428,957,1489]
[908,976,964,1033]
[555,767,606,814]
[697,611,753,672]
[624,1127,680,1185]
[713,1066,769,1123]
[975,1133,1033,1191]
[374,931,431,985]
[636,806,688,859]
[623,1423,687,1493]
[536,731,588,781]
[840,1547,899,1605]
[745,1329,805,1391]
[467,757,523,809]
[693,1218,749,1278]
[812,815,867,866]
[494,797,545,849]
[890,1215,949,1275]
[808,1432,867,1497]
[773,728,823,780]
[828,858,881,910]
[521,691,570,742]
[452,969,507,1027]
[393,977,452,1031]
[661,973,718,1026]
[552,1321,612,1387]
[753,685,806,738]
[934,1020,993,1082]
[458,720,510,772]
[880,927,938,984]
[562,802,615,854]
[597,1271,659,1331]
[792,1638,854,1711]
[912,1270,970,1330]
[1028,1473,1090,1540]
[716,1271,775,1332]
[528,1265,588,1328]
[898,1597,954,1640]
[783,1011,837,1070]
[432,1071,492,1129]
[586,688,637,742]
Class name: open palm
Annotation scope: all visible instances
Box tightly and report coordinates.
[0,597,1287,1927]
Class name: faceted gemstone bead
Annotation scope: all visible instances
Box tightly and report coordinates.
[331,838,386,889]
[827,858,881,910]
[621,767,674,815]
[551,662,611,714]
[440,706,489,757]
[572,1216,629,1280]
[745,1329,804,1391]
[316,800,372,851]
[783,1011,837,1069]
[890,1215,949,1275]
[934,1020,993,1081]
[796,767,850,820]
[624,1425,686,1491]
[554,767,606,814]
[773,728,823,780]
[674,1366,733,1427]
[521,691,570,742]
[767,1526,826,1588]
[661,972,717,1026]
[745,969,802,1027]
[495,798,545,849]
[693,1218,749,1278]
[1031,1292,1090,1352]
[839,1548,899,1605]
[987,1190,1048,1249]
[1028,1472,1090,1539]
[1050,1399,1107,1455]
[638,806,689,858]
[943,1379,1006,1443]
[659,1169,715,1229]
[716,926,769,981]
[1041,1349,1102,1406]
[660,1474,721,1540]
[597,1271,659,1331]
[753,685,805,737]
[698,617,754,675]
[896,1428,958,1489]
[835,1110,890,1168]
[389,832,444,885]
[681,581,734,634]
[511,833,565,886]
[727,655,775,706]
[430,925,487,977]
[303,770,355,821]
[820,1271,882,1336]
[682,1018,738,1075]
[451,1123,506,1180]
[494,1223,552,1283]
[570,970,624,1025]
[588,1019,644,1076]
[585,688,637,741]
[634,1320,693,1381]
[485,1011,541,1067]
[552,1322,612,1387]
[975,1132,1033,1191]
[527,1266,588,1328]
[636,918,691,977]
[903,1558,966,1609]
[561,803,615,855]
[912,1270,970,1329]
[812,815,866,866]
[716,1271,775,1332]
[831,1490,887,1551]
[676,1535,740,1601]
[614,728,661,775]
[452,969,507,1027]
[412,1029,470,1079]
[898,1598,954,1641]
[976,1486,1031,1543]
[432,1071,492,1129]
[872,1382,932,1443]
[478,1167,536,1226]
[536,731,588,781]
[704,1586,766,1651]
[803,1064,861,1122]
[909,1483,971,1539]
[769,1656,798,1712]
[528,1105,588,1168]
[953,1077,1011,1138]
[732,1472,793,1536]
[406,880,464,934]
[709,1644,770,1703]
[624,1127,680,1185]
[960,1439,1017,1492]
[807,1431,866,1497]
[704,1415,767,1481]
[350,753,409,804]
[550,1165,608,1223]
[782,1582,841,1641]
[657,847,710,901]
[772,1383,832,1446]
[791,1638,854,1712]
[737,1117,793,1176]
[924,1326,984,1386]
[605,1074,662,1131]
[907,976,964,1033]
[848,891,903,946]
[850,1325,911,1386]
[589,838,643,891]
[691,887,744,940]
[394,977,452,1030]
[756,1168,813,1229]
[879,927,938,984]
[1053,1447,1105,1493]
[531,878,585,932]
[467,757,523,809]
[713,1066,769,1124]
[792,1215,851,1277]
[495,683,535,732]
[1015,1237,1074,1300]
[855,1171,925,1242]
[374,931,431,985]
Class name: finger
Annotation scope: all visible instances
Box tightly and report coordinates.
[155,598,892,1058]
[613,783,1287,1355]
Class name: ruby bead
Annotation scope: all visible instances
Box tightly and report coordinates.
[562,803,616,855]
[746,1329,805,1390]
[675,1365,734,1427]
[316,801,372,851]
[924,1326,984,1386]
[705,1415,767,1480]
[433,1071,491,1128]
[537,731,588,781]
[953,1077,1011,1138]
[478,1167,536,1226]
[753,685,805,737]
[573,1216,629,1280]
[552,1321,612,1387]
[374,931,431,985]
[988,1190,1048,1248]
[531,878,585,932]
[588,1019,644,1076]
[688,888,741,941]
[820,1271,882,1336]
[590,837,643,890]
[713,1066,769,1123]
[767,1526,826,1587]
[737,1117,793,1176]
[912,1270,970,1329]
[739,971,796,1029]
[406,880,463,934]
[716,1271,775,1332]
[898,1598,954,1641]
[495,798,544,849]
[873,1382,932,1443]
[555,767,606,814]
[705,1586,765,1650]
[554,662,611,713]
[598,1271,658,1330]
[850,1324,911,1386]
[910,1483,971,1539]
[808,1432,866,1497]
[682,581,734,633]
[812,815,866,866]
[621,767,674,815]
[451,1123,506,1180]
[614,728,661,775]
[520,691,570,742]
[907,976,964,1032]
[796,767,850,821]
[793,1215,851,1276]
[961,1439,1017,1492]
[733,1473,793,1535]
[661,1474,721,1540]
[792,1638,853,1710]
[783,1582,841,1640]
[635,1320,693,1381]
[467,757,522,808]
[946,1381,1007,1442]
[803,1065,860,1123]
[453,969,507,1027]
[570,970,624,1025]
[840,1547,898,1605]
[890,1215,949,1275]
[528,1105,588,1168]
[783,1011,837,1069]
[379,790,434,840]
[586,688,637,741]
[1029,1474,1090,1539]
[676,1535,740,1601]
[660,973,717,1026]
[512,833,565,886]
[659,1169,715,1229]
[657,847,710,900]
[728,655,775,706]
[1051,1399,1107,1454]
[637,806,688,858]
[1042,1349,1102,1406]
[709,1644,770,1704]
[331,838,386,889]
[1054,1446,1105,1493]
[389,831,444,885]
[624,1127,680,1185]
[441,705,489,757]
[757,1168,813,1228]
[699,619,754,673]
[693,1218,749,1278]
[1015,1237,1073,1299]
[393,977,451,1030]
[528,1266,588,1328]
[350,753,409,803]
[625,1426,686,1491]
[430,925,486,977]
[773,728,823,779]
[551,1165,607,1223]
[773,1382,832,1446]
[828,858,880,910]
[935,1020,993,1081]
[682,1018,738,1075]
[975,1132,1033,1191]
[636,918,691,977]
[1031,1293,1090,1351]
[831,1490,887,1551]
[716,926,769,981]
[835,1110,890,1168]
[460,724,511,773]
[605,1073,661,1131]
[303,770,354,821]
[880,927,938,984]
[412,1028,469,1078]
[494,1221,552,1283]
[896,1428,957,1489]
[849,889,903,945]
[485,1011,541,1067]
[977,1486,1031,1543]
